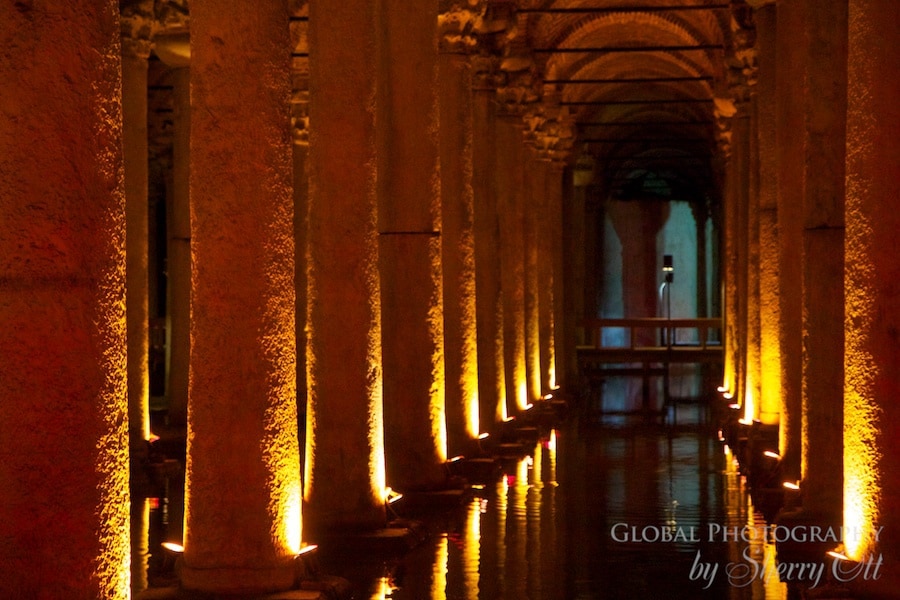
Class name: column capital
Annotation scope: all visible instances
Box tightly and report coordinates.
[121,0,155,59]
[470,53,504,90]
[439,1,485,54]
[495,50,540,117]
[726,3,758,89]
[154,0,191,35]
[526,104,575,164]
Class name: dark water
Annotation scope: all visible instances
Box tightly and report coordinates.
[132,400,787,599]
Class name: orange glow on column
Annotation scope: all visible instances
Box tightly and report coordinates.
[516,380,529,412]
[843,384,881,560]
[368,318,388,506]
[96,303,131,599]
[743,385,756,424]
[430,236,449,464]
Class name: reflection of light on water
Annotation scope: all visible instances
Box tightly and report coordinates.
[431,536,448,599]
[132,497,150,594]
[374,575,399,599]
[723,445,787,600]
[464,499,481,600]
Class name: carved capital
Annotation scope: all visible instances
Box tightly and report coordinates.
[727,4,758,88]
[154,0,190,35]
[121,0,155,58]
[290,75,310,146]
[496,48,540,114]
[470,54,504,90]
[439,1,484,54]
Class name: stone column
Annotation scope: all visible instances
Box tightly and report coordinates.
[305,0,386,532]
[0,1,130,597]
[753,2,782,425]
[733,102,751,420]
[122,5,153,444]
[798,0,846,526]
[524,146,544,404]
[548,161,567,391]
[774,0,804,480]
[153,29,192,428]
[166,65,191,428]
[439,8,480,455]
[182,1,301,593]
[566,160,592,386]
[291,73,310,473]
[472,60,508,431]
[583,187,601,319]
[718,117,738,397]
[844,0,900,572]
[378,0,447,491]
[745,93,763,422]
[497,115,529,414]
[690,200,709,319]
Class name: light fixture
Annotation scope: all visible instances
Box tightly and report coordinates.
[827,550,852,562]
[161,542,184,554]
[297,544,318,557]
[764,451,781,460]
[783,481,800,491]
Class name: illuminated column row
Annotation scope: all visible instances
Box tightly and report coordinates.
[0,1,130,597]
[182,0,301,593]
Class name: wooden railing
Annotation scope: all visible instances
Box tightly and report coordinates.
[578,317,723,351]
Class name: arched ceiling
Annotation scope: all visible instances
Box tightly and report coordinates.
[511,0,750,202]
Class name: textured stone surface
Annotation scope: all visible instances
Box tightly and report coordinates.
[305,0,386,534]
[843,0,900,574]
[0,1,130,597]
[182,0,300,593]
[378,0,448,492]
